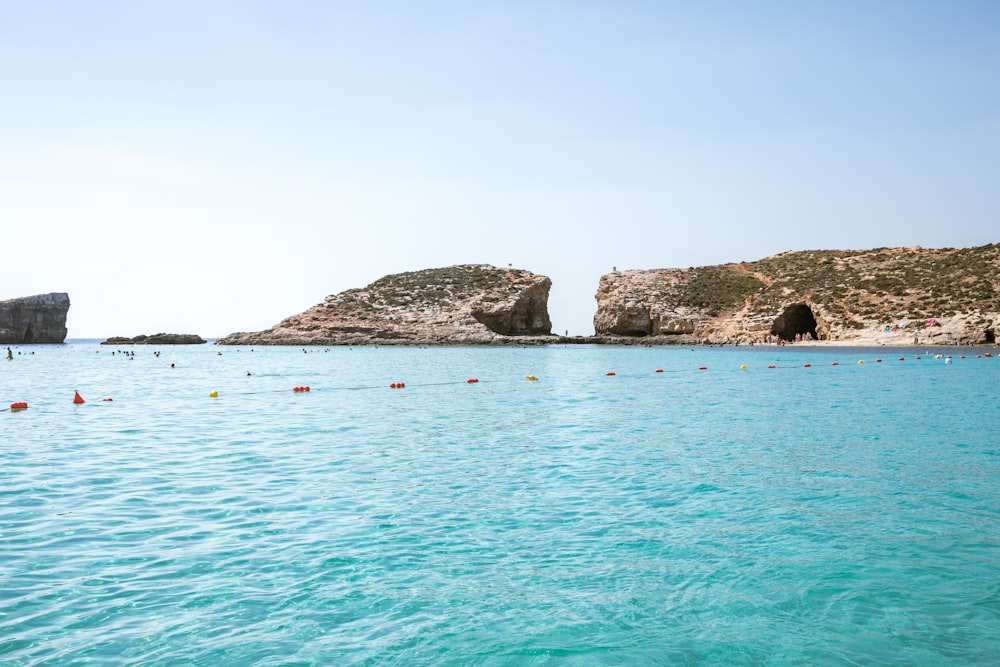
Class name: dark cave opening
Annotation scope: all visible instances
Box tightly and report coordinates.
[771,303,819,342]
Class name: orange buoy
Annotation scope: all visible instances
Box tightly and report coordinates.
[767,365,775,369]
[803,363,811,368]
[467,378,479,383]
[73,391,85,404]
[390,382,405,389]
[10,401,28,411]
[655,369,663,373]
[606,371,615,376]
[985,353,992,357]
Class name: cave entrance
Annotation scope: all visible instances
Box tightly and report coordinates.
[986,329,995,344]
[771,303,819,342]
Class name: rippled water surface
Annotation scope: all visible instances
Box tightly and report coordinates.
[3,342,1000,665]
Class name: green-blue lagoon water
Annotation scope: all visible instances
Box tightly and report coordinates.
[3,342,999,665]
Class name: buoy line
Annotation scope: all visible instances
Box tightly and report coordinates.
[7,355,993,413]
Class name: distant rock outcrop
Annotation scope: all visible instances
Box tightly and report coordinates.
[217,264,553,346]
[0,293,70,344]
[102,334,206,345]
[594,244,1000,345]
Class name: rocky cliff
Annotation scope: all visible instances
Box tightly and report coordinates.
[0,293,70,344]
[594,244,1000,345]
[217,265,553,346]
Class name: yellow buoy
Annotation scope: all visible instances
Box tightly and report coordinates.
[525,375,537,381]
[209,391,218,398]
[740,365,747,369]
[858,360,864,364]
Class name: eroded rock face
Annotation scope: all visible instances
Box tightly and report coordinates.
[0,293,70,343]
[217,265,553,345]
[593,269,732,337]
[471,278,551,335]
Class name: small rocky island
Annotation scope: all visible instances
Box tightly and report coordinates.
[102,334,206,345]
[0,293,70,344]
[217,264,553,346]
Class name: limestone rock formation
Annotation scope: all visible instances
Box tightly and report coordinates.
[102,334,206,345]
[217,265,553,346]
[594,244,1000,345]
[0,293,70,343]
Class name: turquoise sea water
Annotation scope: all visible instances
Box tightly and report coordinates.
[2,341,1000,665]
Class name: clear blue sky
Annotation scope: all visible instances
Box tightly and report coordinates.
[2,1,997,337]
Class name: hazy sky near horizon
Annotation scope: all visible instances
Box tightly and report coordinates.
[2,1,998,338]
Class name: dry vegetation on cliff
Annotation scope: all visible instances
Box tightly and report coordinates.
[594,244,1000,344]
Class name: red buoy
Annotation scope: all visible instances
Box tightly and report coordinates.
[655,369,663,373]
[73,391,85,404]
[606,372,615,376]
[467,378,479,383]
[832,362,839,366]
[803,363,811,368]
[767,365,775,369]
[899,357,905,361]
[698,366,707,371]
[10,402,28,411]
[876,359,882,363]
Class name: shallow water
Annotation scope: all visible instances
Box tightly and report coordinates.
[3,342,1000,665]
